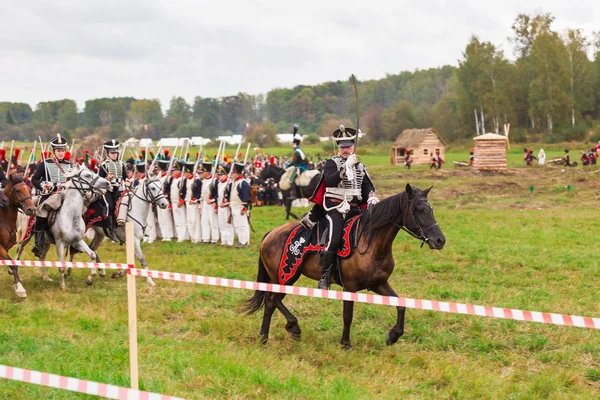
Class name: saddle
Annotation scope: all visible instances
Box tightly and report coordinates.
[277,214,361,286]
[279,168,320,191]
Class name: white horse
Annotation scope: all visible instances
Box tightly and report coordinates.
[15,164,111,289]
[69,177,169,286]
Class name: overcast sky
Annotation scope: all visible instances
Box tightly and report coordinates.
[1,0,598,111]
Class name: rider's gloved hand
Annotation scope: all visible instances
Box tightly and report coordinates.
[345,154,358,168]
[367,195,380,207]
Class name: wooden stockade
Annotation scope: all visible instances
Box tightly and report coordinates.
[390,128,445,165]
[473,133,508,172]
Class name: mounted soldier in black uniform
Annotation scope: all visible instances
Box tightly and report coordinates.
[31,134,71,257]
[99,140,127,242]
[302,125,379,289]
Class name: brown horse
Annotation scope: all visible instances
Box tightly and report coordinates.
[244,184,446,349]
[1,174,37,297]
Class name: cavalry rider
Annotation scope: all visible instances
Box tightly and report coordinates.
[31,134,72,257]
[99,140,127,242]
[305,125,379,289]
[227,162,251,247]
[288,124,308,199]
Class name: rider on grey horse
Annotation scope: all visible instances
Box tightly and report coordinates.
[31,134,72,257]
[304,125,379,289]
[99,139,128,242]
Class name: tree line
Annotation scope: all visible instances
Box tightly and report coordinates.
[1,12,599,145]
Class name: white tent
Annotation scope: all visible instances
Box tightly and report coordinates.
[216,135,244,145]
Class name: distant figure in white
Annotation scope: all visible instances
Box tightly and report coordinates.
[538,149,546,165]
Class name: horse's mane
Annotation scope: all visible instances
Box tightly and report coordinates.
[360,189,421,241]
[8,174,24,185]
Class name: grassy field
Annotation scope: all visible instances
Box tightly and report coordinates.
[2,148,600,399]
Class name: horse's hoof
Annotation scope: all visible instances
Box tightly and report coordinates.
[85,279,93,286]
[342,343,353,352]
[43,277,53,282]
[111,272,121,279]
[290,332,301,341]
[386,332,401,346]
[259,335,269,345]
[15,290,27,298]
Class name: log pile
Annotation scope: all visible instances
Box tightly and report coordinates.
[473,133,508,172]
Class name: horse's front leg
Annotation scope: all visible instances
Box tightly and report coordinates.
[40,242,53,282]
[72,239,98,286]
[134,235,154,286]
[55,241,67,289]
[341,300,354,350]
[371,282,405,345]
[0,248,26,298]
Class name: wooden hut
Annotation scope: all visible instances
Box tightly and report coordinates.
[472,133,508,171]
[390,128,445,165]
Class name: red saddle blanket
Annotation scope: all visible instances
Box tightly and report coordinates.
[278,215,360,285]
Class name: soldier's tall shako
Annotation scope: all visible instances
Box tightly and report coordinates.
[216,163,234,246]
[30,134,71,257]
[182,161,202,243]
[307,125,379,289]
[169,160,189,241]
[200,161,219,243]
[228,162,250,247]
[156,152,174,241]
[98,139,127,242]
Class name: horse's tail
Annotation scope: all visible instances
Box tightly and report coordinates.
[243,232,272,315]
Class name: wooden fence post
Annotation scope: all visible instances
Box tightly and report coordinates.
[126,222,139,390]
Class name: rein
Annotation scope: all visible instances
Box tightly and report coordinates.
[68,170,101,197]
[124,179,166,232]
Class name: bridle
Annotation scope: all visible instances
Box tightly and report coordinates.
[9,181,33,212]
[122,178,167,232]
[130,178,166,205]
[68,169,102,197]
[396,199,439,248]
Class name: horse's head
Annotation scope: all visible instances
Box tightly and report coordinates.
[5,174,36,215]
[403,184,445,250]
[144,178,168,209]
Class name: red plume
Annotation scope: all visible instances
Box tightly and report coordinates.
[85,149,89,154]
[0,149,6,161]
[141,149,146,154]
[238,152,242,159]
[64,151,71,161]
[89,159,97,170]
[14,148,21,158]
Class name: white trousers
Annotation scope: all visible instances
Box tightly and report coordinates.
[186,203,202,243]
[157,206,174,240]
[218,206,234,246]
[173,203,189,241]
[146,205,159,243]
[231,204,250,245]
[201,203,219,243]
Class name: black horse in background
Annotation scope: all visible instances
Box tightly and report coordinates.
[259,164,320,220]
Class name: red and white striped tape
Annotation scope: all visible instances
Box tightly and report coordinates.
[7,259,600,330]
[128,268,600,330]
[0,364,184,400]
[0,259,131,270]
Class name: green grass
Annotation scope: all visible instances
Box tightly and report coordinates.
[2,148,600,399]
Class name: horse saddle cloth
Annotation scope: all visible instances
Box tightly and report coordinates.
[279,168,320,190]
[35,193,62,218]
[277,215,360,285]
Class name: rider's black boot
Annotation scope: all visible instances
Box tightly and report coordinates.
[105,216,121,243]
[289,182,298,200]
[318,250,336,290]
[32,217,48,258]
